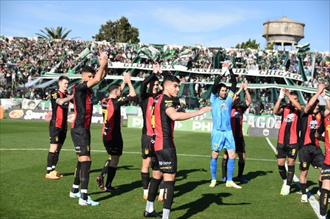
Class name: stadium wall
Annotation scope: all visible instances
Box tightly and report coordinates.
[1,98,280,138]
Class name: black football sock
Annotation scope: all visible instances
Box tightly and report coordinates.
[320,188,330,216]
[105,167,117,188]
[147,178,161,202]
[141,172,150,190]
[278,165,287,180]
[300,183,307,194]
[238,159,245,178]
[47,152,56,173]
[287,165,295,186]
[72,161,81,193]
[80,161,91,200]
[222,158,228,179]
[100,159,111,177]
[163,181,175,210]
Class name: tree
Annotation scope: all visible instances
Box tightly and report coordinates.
[235,39,260,50]
[36,27,71,40]
[94,17,139,43]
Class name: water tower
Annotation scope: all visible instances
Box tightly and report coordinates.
[263,17,305,50]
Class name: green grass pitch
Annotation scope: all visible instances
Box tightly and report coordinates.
[0,120,321,219]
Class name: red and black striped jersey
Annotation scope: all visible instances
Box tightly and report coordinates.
[300,111,322,147]
[101,96,136,141]
[71,82,93,129]
[277,104,300,145]
[321,114,330,165]
[154,94,175,151]
[49,90,69,129]
[140,96,160,137]
[231,103,248,138]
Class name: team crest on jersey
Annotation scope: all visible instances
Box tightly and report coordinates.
[165,100,173,108]
[302,162,307,168]
[220,103,228,110]
[51,93,58,99]
[284,113,295,123]
[309,120,319,130]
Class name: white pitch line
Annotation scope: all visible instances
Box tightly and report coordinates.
[265,137,323,219]
[0,147,277,162]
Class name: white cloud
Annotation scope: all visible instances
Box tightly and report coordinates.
[151,7,260,33]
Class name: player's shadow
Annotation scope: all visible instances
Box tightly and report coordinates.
[176,168,207,182]
[173,193,250,219]
[61,165,137,176]
[175,179,210,198]
[242,170,273,182]
[91,180,141,202]
[290,180,317,194]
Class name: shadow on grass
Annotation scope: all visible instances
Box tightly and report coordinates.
[176,168,207,182]
[290,180,317,194]
[173,193,251,219]
[91,180,141,202]
[61,165,137,176]
[243,170,273,182]
[175,179,210,198]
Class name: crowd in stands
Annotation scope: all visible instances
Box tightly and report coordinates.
[1,36,329,112]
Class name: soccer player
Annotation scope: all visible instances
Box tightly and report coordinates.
[273,88,302,196]
[96,72,136,192]
[209,64,241,189]
[69,52,108,206]
[221,82,251,184]
[144,75,210,218]
[299,84,325,202]
[139,63,163,200]
[45,75,73,180]
[319,95,330,217]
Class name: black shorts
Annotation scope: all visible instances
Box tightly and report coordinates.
[141,134,155,159]
[103,135,123,156]
[277,143,298,159]
[71,128,91,156]
[321,165,330,180]
[49,126,67,145]
[299,145,324,170]
[234,136,245,153]
[155,147,177,174]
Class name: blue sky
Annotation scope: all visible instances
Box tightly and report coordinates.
[1,0,329,51]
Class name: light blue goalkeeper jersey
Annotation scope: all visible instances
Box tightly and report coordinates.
[210,91,234,131]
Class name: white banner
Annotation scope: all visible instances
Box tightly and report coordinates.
[107,62,303,81]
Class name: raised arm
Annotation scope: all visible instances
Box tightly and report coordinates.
[124,72,136,97]
[211,75,221,95]
[141,73,158,99]
[229,66,237,93]
[86,52,108,88]
[273,88,285,115]
[304,84,325,113]
[243,82,252,107]
[284,89,302,111]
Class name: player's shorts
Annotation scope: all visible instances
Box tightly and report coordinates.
[234,136,245,153]
[299,145,324,170]
[71,128,91,156]
[141,134,155,159]
[49,126,67,145]
[276,143,298,159]
[321,165,330,181]
[103,135,123,156]
[155,147,177,174]
[211,130,235,152]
